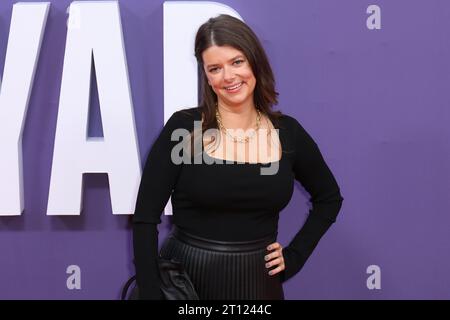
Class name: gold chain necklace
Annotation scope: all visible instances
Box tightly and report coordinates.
[215,108,262,143]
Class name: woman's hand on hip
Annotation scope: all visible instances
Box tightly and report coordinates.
[264,242,285,276]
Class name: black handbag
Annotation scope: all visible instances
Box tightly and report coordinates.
[121,258,199,300]
[158,258,199,300]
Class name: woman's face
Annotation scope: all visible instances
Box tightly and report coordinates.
[202,45,256,109]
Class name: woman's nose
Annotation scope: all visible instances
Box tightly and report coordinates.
[223,66,236,82]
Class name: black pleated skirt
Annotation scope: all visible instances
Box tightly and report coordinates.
[159,226,284,300]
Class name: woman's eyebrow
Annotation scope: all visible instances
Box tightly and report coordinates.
[206,55,245,68]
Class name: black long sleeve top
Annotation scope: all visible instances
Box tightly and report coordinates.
[133,106,343,299]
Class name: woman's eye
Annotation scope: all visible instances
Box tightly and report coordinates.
[209,67,219,73]
[234,59,244,65]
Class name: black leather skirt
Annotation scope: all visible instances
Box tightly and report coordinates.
[159,226,284,300]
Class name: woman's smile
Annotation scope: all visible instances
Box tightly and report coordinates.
[224,81,244,93]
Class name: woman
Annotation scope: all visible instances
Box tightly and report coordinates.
[132,14,343,300]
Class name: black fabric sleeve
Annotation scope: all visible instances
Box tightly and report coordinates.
[280,118,344,282]
[132,111,186,299]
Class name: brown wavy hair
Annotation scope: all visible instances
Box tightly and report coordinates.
[193,14,284,152]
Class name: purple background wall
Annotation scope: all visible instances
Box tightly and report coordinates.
[0,0,449,299]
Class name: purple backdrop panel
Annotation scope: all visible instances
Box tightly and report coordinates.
[0,0,449,299]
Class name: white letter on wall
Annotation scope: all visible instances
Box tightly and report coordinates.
[0,3,50,216]
[47,1,140,215]
[163,1,242,214]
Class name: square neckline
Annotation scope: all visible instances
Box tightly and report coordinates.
[201,122,284,166]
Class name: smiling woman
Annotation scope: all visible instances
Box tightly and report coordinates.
[132,14,344,300]
[202,46,256,108]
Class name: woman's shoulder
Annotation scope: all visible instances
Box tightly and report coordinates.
[165,106,203,129]
[275,112,305,132]
[173,106,203,119]
[275,112,317,145]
